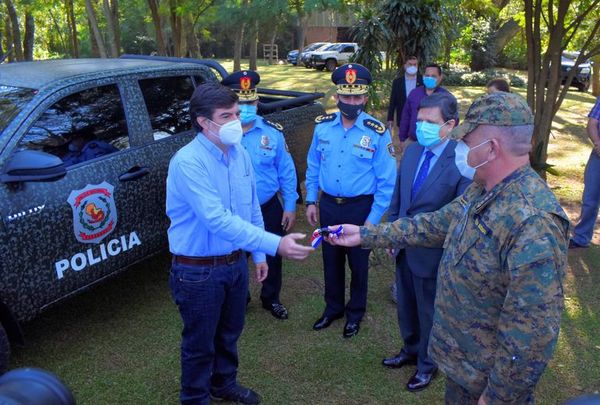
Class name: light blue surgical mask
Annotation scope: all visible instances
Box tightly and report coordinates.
[239,104,258,125]
[416,120,449,148]
[423,76,437,89]
[454,139,491,179]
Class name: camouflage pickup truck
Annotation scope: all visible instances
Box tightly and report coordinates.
[0,56,324,372]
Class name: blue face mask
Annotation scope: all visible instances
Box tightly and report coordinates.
[423,76,437,89]
[416,120,449,148]
[239,104,258,125]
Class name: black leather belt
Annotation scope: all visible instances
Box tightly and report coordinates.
[322,193,374,205]
[173,250,242,266]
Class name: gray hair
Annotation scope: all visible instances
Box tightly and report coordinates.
[484,124,533,156]
[418,92,458,122]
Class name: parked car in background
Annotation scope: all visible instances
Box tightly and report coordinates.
[300,42,332,68]
[310,43,359,72]
[0,56,325,373]
[561,52,592,92]
[289,42,330,66]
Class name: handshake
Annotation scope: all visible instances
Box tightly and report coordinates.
[275,224,363,260]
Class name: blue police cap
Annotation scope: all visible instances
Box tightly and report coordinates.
[221,70,260,101]
[331,63,371,95]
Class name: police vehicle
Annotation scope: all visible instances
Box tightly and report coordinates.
[0,56,324,372]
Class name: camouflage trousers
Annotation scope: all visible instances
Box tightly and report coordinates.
[445,377,535,405]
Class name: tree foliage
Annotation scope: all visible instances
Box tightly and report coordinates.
[524,0,600,176]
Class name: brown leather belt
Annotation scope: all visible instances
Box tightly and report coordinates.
[322,193,374,205]
[173,250,242,266]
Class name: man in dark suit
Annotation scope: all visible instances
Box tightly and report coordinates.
[382,92,471,392]
[387,56,423,146]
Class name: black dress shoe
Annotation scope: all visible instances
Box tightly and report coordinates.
[262,302,288,320]
[406,369,437,392]
[312,314,343,330]
[382,351,417,368]
[343,322,360,338]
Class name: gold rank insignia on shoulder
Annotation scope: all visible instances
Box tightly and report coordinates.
[264,119,284,131]
[363,119,385,135]
[315,113,336,124]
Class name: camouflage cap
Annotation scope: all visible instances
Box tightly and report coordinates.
[449,92,533,140]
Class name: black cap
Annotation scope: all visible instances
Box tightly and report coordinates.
[331,63,371,95]
[221,70,260,101]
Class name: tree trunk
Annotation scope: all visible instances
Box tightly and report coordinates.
[102,0,119,57]
[169,0,182,57]
[111,0,120,54]
[5,15,14,62]
[85,0,107,58]
[4,0,23,61]
[249,21,258,71]
[66,0,79,58]
[233,23,245,72]
[183,16,199,58]
[147,0,166,55]
[296,14,308,50]
[593,54,600,96]
[23,12,33,61]
[269,31,277,65]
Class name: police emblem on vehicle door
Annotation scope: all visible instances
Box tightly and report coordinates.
[68,182,118,244]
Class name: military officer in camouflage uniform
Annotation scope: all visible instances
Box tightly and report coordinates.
[327,92,569,404]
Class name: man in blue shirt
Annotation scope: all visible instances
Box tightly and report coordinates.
[305,63,397,338]
[222,70,298,320]
[166,83,313,405]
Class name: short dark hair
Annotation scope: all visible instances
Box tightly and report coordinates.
[189,83,238,132]
[487,78,511,93]
[424,63,443,76]
[406,56,418,62]
[418,92,458,121]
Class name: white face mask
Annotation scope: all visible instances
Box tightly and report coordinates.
[406,66,418,75]
[454,139,491,180]
[207,119,243,145]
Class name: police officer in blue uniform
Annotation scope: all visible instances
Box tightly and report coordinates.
[222,70,298,320]
[305,63,397,338]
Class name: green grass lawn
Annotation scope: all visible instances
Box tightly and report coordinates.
[10,63,600,404]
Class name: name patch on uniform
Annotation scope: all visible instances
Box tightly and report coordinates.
[353,144,375,153]
[315,113,336,124]
[363,118,385,135]
[474,215,491,236]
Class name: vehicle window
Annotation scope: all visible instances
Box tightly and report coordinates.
[0,85,37,135]
[19,84,128,166]
[342,46,355,53]
[139,76,196,140]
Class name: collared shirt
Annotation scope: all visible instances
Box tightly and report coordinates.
[589,96,600,131]
[398,86,452,141]
[412,139,450,186]
[166,133,281,263]
[305,111,397,224]
[405,75,417,97]
[241,117,298,211]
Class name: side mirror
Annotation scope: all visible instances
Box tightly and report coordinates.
[2,150,66,183]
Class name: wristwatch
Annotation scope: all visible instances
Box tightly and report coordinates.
[305,201,317,207]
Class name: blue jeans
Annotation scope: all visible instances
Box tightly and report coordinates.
[573,150,600,246]
[169,256,248,405]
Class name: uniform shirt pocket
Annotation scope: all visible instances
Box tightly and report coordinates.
[351,146,374,160]
[258,147,276,164]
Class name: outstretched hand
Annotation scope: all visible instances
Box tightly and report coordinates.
[277,233,313,260]
[324,224,362,247]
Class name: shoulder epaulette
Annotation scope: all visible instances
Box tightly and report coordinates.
[363,118,386,135]
[315,113,336,124]
[264,119,284,132]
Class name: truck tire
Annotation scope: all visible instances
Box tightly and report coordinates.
[326,59,337,72]
[316,65,325,71]
[0,324,9,375]
[578,82,590,92]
